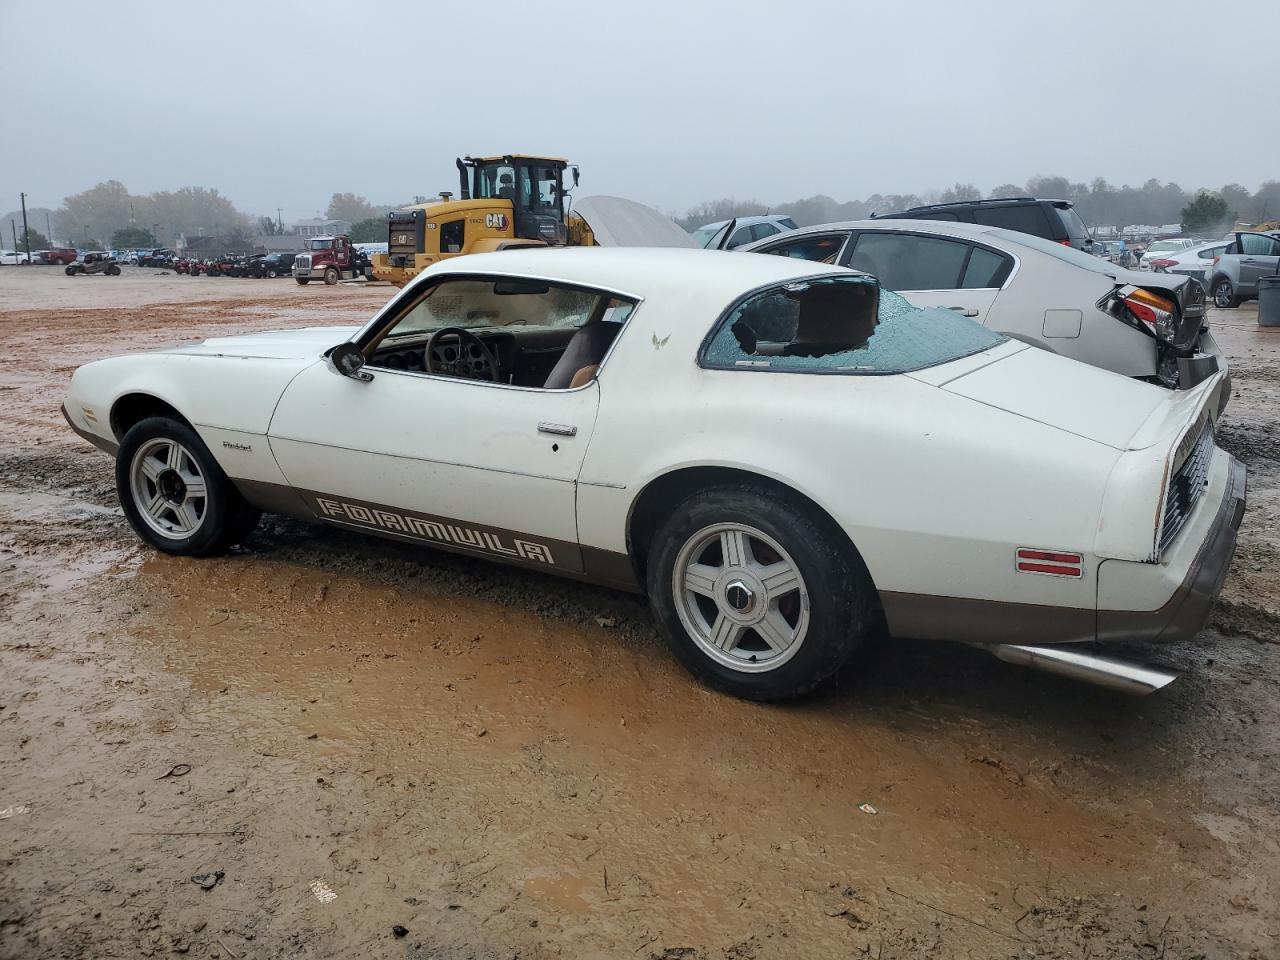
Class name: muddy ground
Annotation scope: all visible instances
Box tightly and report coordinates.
[0,265,1277,960]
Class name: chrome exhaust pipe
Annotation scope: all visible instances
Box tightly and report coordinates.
[991,644,1179,696]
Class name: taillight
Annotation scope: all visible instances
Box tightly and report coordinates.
[1150,258,1177,270]
[1058,240,1071,246]
[1122,288,1177,341]
[1212,256,1221,266]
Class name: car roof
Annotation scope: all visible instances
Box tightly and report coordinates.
[412,247,857,309]
[739,217,1017,246]
[696,215,792,230]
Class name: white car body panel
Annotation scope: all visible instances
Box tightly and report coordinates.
[65,248,1242,663]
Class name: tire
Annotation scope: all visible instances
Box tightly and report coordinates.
[323,267,339,285]
[108,264,121,276]
[116,417,260,557]
[646,484,875,701]
[1213,279,1239,309]
[296,277,309,285]
[65,265,76,276]
[267,269,277,279]
[208,268,221,277]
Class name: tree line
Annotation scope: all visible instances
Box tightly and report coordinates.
[6,176,1277,253]
[674,177,1280,235]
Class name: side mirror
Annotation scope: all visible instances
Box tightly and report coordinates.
[327,342,371,381]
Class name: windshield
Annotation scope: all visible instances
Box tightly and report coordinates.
[308,239,334,251]
[1148,241,1182,252]
[692,226,722,248]
[380,278,635,341]
[702,277,1006,375]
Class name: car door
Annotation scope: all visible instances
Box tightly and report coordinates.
[1234,232,1280,294]
[841,230,1008,323]
[266,277,623,575]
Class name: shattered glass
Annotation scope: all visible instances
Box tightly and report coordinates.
[703,279,1006,375]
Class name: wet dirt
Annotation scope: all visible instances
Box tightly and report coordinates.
[1,267,1278,959]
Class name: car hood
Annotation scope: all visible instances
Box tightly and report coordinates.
[910,342,1174,451]
[167,326,361,360]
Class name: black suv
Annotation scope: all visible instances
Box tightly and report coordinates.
[875,198,1093,252]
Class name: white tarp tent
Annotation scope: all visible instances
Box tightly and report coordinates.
[574,196,695,248]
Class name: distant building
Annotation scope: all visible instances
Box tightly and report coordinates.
[292,218,351,237]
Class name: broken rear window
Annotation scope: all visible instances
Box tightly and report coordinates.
[701,276,1006,375]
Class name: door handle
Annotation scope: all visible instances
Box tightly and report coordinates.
[537,422,578,437]
[947,306,980,317]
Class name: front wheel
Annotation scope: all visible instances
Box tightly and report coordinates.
[108,264,121,275]
[116,417,260,556]
[295,277,309,285]
[647,485,875,701]
[323,267,339,285]
[1213,279,1239,309]
[267,269,277,279]
[65,265,77,276]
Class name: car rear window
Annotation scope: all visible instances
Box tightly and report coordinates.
[987,228,1119,276]
[702,276,1006,376]
[1053,205,1090,240]
[972,204,1052,238]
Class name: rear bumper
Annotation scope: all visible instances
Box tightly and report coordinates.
[1096,455,1245,644]
[881,455,1245,649]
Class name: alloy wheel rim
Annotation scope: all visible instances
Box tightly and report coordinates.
[672,522,810,673]
[129,438,208,540]
[1215,283,1231,307]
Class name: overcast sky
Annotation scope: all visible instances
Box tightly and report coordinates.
[2,0,1276,220]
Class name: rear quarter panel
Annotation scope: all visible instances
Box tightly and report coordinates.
[988,250,1156,377]
[579,311,1120,610]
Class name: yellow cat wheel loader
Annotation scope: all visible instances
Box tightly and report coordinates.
[372,155,595,287]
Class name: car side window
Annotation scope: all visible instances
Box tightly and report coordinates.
[960,246,1013,288]
[751,223,780,241]
[701,277,1005,375]
[728,227,754,247]
[973,205,1051,237]
[846,232,969,291]
[759,233,847,265]
[1239,233,1280,256]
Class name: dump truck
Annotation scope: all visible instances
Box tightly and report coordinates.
[372,154,595,286]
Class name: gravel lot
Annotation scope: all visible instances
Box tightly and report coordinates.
[1,265,1278,959]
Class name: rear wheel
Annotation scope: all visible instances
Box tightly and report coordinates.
[647,485,874,701]
[108,264,121,276]
[323,267,339,285]
[116,417,260,556]
[1213,279,1239,309]
[65,265,76,276]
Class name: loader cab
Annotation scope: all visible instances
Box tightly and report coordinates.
[462,155,573,246]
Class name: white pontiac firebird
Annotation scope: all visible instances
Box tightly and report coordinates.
[63,248,1245,701]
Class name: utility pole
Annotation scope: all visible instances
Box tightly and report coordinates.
[45,211,52,245]
[277,207,283,234]
[19,193,31,262]
[10,221,17,256]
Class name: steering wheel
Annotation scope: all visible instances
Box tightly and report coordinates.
[424,327,501,382]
